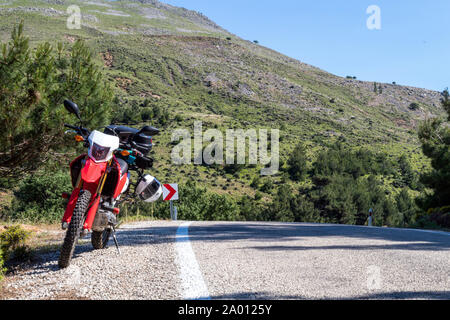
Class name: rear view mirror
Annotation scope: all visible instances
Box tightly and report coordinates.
[64,100,81,120]
[138,125,160,136]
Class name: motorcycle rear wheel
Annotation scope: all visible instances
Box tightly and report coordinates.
[91,228,111,249]
[58,189,91,268]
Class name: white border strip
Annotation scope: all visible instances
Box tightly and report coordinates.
[175,222,210,300]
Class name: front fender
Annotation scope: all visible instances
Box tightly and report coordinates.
[84,196,101,230]
[62,187,81,224]
[81,158,107,183]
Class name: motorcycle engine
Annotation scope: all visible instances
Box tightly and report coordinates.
[92,208,117,232]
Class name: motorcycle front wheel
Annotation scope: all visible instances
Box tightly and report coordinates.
[58,189,91,268]
[91,228,111,249]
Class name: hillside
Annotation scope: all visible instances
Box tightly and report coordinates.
[0,0,446,198]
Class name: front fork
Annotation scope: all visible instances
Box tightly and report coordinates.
[84,159,113,231]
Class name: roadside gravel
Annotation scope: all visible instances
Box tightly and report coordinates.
[2,220,181,300]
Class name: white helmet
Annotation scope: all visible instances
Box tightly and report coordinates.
[136,174,162,202]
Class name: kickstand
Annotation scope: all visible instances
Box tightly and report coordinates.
[111,226,121,255]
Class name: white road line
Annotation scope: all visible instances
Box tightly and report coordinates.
[175,221,210,300]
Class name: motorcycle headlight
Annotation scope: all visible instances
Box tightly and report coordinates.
[91,143,110,162]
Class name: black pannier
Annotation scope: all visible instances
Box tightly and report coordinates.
[104,125,153,155]
[135,155,153,169]
[132,133,153,155]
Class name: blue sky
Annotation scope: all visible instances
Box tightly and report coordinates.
[163,0,449,91]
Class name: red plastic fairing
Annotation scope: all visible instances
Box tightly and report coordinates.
[81,158,107,183]
[83,195,101,230]
[62,188,81,224]
[113,156,128,199]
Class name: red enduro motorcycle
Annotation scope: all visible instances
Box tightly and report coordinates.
[59,100,163,268]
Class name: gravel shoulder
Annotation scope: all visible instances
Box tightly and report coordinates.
[1,220,181,300]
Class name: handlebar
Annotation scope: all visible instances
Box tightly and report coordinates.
[64,123,78,130]
[64,123,90,139]
[115,147,143,158]
[64,124,153,169]
[114,148,153,169]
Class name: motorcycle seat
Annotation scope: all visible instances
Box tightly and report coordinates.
[104,125,139,142]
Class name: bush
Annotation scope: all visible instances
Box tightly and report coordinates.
[0,247,5,281]
[259,179,273,193]
[238,195,262,221]
[409,102,420,110]
[0,225,31,263]
[123,180,241,221]
[409,102,419,110]
[223,164,245,175]
[312,144,394,179]
[174,114,184,122]
[428,206,450,228]
[410,215,441,230]
[4,170,71,223]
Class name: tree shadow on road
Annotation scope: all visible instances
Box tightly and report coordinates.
[176,222,450,252]
[204,290,450,300]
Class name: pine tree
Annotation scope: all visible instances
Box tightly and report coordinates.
[287,143,308,181]
[0,22,113,180]
[395,189,416,227]
[267,184,295,222]
[441,88,450,120]
[416,89,450,210]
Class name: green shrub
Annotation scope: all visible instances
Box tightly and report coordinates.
[4,171,71,223]
[409,102,420,110]
[250,177,260,189]
[0,247,5,281]
[259,179,274,193]
[123,180,241,221]
[0,225,31,263]
[427,206,450,228]
[174,114,184,122]
[410,215,441,230]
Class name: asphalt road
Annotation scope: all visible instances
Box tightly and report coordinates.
[186,222,450,299]
[2,221,449,300]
